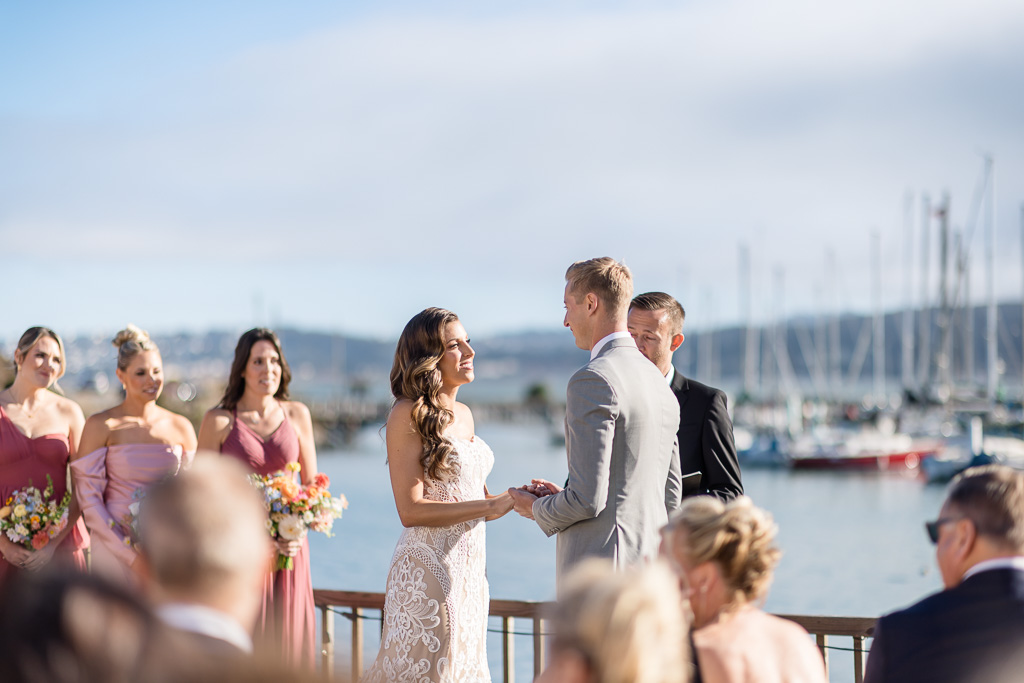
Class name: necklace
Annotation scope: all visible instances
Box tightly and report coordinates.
[2,388,41,419]
[244,401,278,424]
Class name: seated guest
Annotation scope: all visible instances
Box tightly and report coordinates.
[0,568,326,683]
[0,568,178,683]
[136,455,272,657]
[662,496,826,683]
[536,559,689,683]
[865,465,1024,683]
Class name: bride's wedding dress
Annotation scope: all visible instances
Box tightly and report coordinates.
[362,435,494,683]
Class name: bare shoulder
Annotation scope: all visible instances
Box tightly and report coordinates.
[52,394,85,419]
[453,401,475,435]
[203,407,232,423]
[82,407,116,432]
[53,395,86,431]
[78,410,114,451]
[388,400,415,430]
[162,408,197,440]
[282,400,311,422]
[200,408,234,433]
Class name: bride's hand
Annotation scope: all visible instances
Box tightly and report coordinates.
[486,492,514,520]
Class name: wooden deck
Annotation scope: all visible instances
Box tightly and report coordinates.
[313,589,876,683]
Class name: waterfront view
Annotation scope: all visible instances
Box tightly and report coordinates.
[312,421,948,683]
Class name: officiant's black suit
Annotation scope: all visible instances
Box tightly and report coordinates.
[865,567,1024,683]
[670,369,742,502]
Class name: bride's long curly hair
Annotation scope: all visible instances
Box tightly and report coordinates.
[390,308,461,481]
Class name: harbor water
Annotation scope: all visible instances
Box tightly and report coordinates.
[310,420,949,682]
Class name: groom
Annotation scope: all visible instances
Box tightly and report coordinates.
[508,257,681,581]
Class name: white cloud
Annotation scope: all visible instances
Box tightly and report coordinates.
[2,0,1023,335]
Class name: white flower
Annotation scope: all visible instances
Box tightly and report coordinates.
[277,514,306,541]
[128,502,141,517]
[302,511,314,524]
[270,512,285,523]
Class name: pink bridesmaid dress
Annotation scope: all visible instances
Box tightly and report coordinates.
[0,405,89,590]
[71,442,193,583]
[220,411,316,669]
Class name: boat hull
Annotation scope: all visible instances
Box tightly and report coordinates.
[790,449,932,471]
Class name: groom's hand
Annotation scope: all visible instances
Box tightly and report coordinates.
[507,487,538,520]
[529,478,562,497]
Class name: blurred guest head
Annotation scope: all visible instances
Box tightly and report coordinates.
[218,328,292,411]
[137,455,271,639]
[537,559,689,683]
[662,496,781,628]
[628,292,686,376]
[0,568,328,683]
[931,464,1024,588]
[0,569,167,683]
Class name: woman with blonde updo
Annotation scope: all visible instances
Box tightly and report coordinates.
[0,327,90,589]
[662,496,827,683]
[71,325,197,583]
[537,560,690,683]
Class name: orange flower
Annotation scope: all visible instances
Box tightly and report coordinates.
[280,480,300,500]
[31,532,49,550]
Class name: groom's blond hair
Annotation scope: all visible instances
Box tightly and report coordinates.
[565,258,633,314]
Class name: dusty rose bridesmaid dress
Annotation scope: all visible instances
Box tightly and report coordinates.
[0,405,89,591]
[72,442,193,583]
[221,411,316,669]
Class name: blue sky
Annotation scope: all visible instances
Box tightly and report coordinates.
[2,0,1023,343]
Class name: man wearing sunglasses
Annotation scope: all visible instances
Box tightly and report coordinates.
[865,465,1024,683]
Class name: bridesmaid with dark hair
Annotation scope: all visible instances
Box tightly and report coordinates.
[198,327,318,668]
[0,327,89,588]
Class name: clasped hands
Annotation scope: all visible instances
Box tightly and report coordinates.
[506,478,561,520]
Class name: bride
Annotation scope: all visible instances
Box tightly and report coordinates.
[362,308,514,683]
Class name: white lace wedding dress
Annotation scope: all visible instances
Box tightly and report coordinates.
[362,436,494,683]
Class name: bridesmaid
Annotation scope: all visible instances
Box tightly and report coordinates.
[71,325,197,583]
[0,327,89,587]
[198,327,318,668]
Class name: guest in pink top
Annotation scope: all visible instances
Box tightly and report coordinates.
[198,327,318,669]
[0,327,89,588]
[71,325,197,584]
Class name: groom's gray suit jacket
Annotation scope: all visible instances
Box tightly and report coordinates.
[532,337,681,581]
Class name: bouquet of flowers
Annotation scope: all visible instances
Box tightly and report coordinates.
[116,487,147,548]
[250,462,348,570]
[0,475,71,552]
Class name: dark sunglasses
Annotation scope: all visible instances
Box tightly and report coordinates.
[925,517,964,544]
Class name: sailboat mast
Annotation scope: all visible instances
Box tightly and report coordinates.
[828,249,841,392]
[986,156,998,404]
[902,192,915,392]
[938,193,953,397]
[740,244,758,398]
[873,232,885,405]
[919,194,933,391]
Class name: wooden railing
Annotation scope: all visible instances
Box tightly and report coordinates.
[313,589,876,683]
